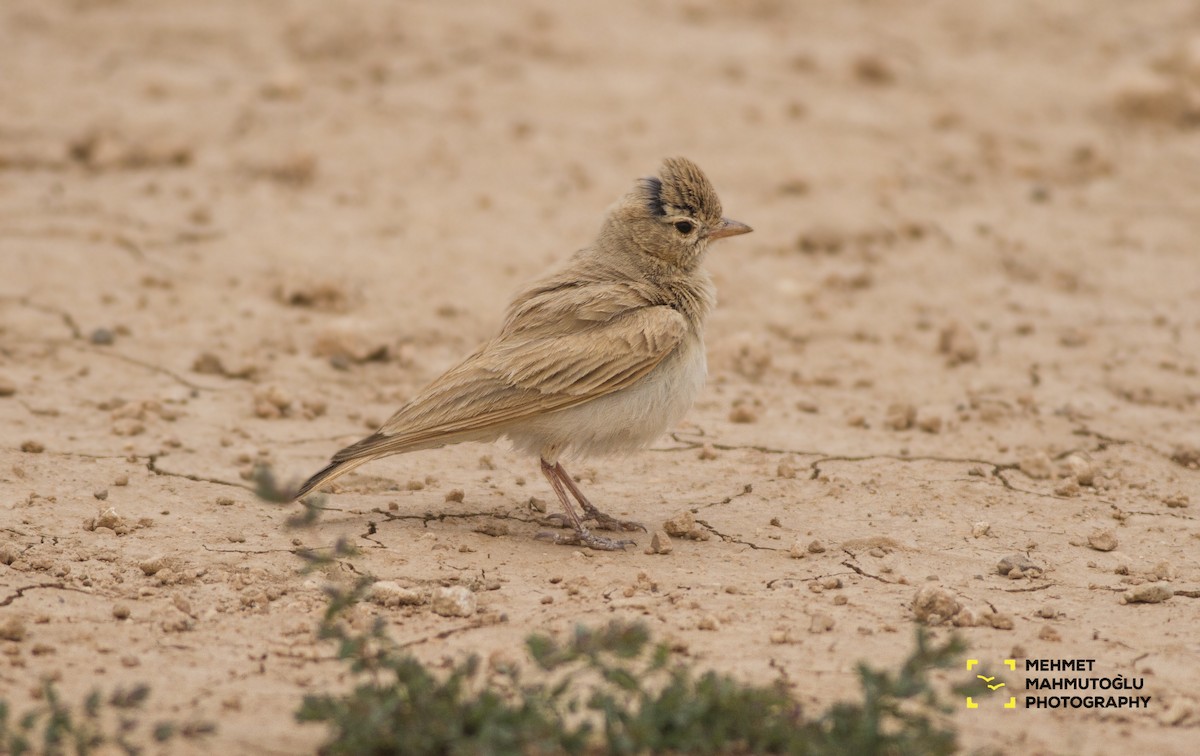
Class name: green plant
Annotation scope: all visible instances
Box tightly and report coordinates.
[0,680,212,756]
[256,464,965,755]
[298,600,962,755]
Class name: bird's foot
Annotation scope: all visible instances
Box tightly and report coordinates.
[535,527,635,551]
[579,503,647,533]
[540,511,645,533]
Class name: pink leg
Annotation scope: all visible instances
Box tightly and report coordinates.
[554,462,646,533]
[535,458,635,551]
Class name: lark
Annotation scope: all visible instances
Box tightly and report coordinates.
[295,157,751,550]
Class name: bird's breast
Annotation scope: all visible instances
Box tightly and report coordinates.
[506,333,706,459]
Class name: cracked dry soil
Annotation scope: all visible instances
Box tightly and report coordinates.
[2,1,1200,753]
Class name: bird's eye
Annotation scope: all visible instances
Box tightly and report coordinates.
[673,220,694,234]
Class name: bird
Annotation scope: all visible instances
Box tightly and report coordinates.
[294,157,752,550]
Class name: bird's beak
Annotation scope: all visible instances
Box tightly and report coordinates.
[708,218,753,240]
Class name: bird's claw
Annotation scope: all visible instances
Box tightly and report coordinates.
[535,528,635,551]
[538,513,575,529]
[541,511,646,533]
[587,512,647,533]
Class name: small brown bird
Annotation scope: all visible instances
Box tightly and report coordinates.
[295,157,751,550]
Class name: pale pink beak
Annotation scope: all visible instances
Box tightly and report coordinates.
[708,217,753,240]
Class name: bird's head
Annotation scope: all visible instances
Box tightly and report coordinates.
[603,157,752,271]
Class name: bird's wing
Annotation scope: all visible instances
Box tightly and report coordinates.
[329,304,688,463]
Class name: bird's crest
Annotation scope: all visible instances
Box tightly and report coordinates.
[636,157,723,226]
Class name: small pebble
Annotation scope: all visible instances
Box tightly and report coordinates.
[809,613,835,633]
[1018,452,1054,480]
[1163,494,1189,508]
[431,586,476,617]
[1087,528,1118,552]
[648,530,673,555]
[1149,561,1174,581]
[369,581,424,608]
[661,511,709,541]
[1066,454,1096,486]
[917,414,942,433]
[89,327,115,345]
[0,542,20,565]
[996,554,1043,578]
[938,322,978,365]
[1121,583,1173,604]
[0,617,26,642]
[729,405,758,424]
[911,585,961,625]
[884,403,916,431]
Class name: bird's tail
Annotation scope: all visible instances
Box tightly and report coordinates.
[293,455,373,500]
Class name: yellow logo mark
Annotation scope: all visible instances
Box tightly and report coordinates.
[966,660,1017,709]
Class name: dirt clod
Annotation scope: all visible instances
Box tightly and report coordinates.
[0,617,27,642]
[369,581,424,608]
[1121,583,1173,605]
[809,613,835,633]
[1019,452,1054,480]
[911,585,962,625]
[432,586,476,617]
[997,554,1043,578]
[0,542,20,565]
[648,530,673,555]
[1087,529,1119,552]
[884,403,917,430]
[662,511,710,541]
[938,322,978,365]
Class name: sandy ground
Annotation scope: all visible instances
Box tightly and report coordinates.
[3,1,1200,753]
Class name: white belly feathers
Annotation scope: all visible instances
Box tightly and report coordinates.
[506,333,706,460]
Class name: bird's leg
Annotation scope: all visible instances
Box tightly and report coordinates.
[554,462,646,533]
[535,458,634,551]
